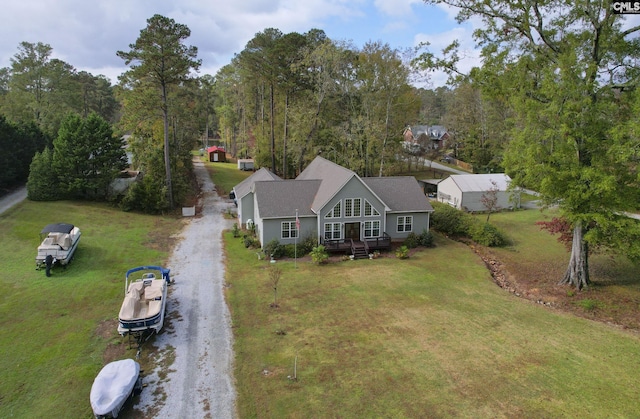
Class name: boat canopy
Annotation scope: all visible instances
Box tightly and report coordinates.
[126,265,171,283]
[40,223,75,235]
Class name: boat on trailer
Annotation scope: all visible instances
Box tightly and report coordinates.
[90,358,142,418]
[35,223,81,276]
[117,266,170,348]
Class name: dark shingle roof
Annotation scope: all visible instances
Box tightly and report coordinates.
[296,156,355,211]
[254,180,321,218]
[233,156,434,218]
[234,168,281,199]
[410,125,448,141]
[362,177,433,212]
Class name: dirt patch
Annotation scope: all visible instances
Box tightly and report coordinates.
[95,319,127,362]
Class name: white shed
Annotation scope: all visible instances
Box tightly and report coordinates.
[437,173,513,212]
[237,159,254,171]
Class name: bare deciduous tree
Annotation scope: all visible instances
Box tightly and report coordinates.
[480,180,500,222]
[269,266,282,308]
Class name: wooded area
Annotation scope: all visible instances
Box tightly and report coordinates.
[1,2,640,287]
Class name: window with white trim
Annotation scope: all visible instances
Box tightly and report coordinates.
[364,200,380,216]
[397,216,413,233]
[344,198,361,217]
[364,220,380,238]
[324,223,341,240]
[281,221,299,239]
[325,201,341,218]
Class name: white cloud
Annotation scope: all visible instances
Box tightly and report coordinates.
[411,4,484,87]
[0,0,479,87]
[374,0,422,17]
[1,0,365,80]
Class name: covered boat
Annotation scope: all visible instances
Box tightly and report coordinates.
[117,266,170,337]
[90,358,142,418]
[35,223,81,276]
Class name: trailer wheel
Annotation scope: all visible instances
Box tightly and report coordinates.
[45,255,53,277]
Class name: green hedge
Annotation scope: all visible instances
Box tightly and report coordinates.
[430,201,507,247]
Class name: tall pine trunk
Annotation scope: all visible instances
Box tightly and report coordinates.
[162,82,173,209]
[559,221,589,290]
[270,82,276,173]
[282,92,288,178]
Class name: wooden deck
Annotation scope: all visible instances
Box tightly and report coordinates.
[322,233,391,259]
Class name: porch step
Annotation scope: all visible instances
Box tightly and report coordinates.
[351,246,369,260]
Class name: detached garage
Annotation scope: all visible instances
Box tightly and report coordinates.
[437,173,512,212]
[207,146,226,162]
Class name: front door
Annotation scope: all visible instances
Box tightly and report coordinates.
[345,222,360,241]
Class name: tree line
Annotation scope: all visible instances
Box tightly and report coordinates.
[0,42,119,193]
[0,23,507,203]
[2,4,640,289]
[419,0,640,290]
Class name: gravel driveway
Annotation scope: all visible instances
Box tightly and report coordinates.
[136,160,237,418]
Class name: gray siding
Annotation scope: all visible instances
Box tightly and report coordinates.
[232,157,435,250]
[437,177,512,212]
[461,191,511,212]
[318,177,386,241]
[238,193,255,227]
[261,216,317,246]
[385,212,430,240]
[437,174,512,212]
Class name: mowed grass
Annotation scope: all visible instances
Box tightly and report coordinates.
[5,162,640,418]
[488,209,640,329]
[201,158,253,197]
[0,199,183,418]
[226,229,640,417]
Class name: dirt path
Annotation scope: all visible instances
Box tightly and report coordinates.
[136,161,237,418]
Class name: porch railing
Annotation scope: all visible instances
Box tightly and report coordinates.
[323,232,391,253]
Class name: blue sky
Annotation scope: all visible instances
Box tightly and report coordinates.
[0,0,480,87]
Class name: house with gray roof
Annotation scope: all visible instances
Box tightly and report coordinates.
[403,125,450,151]
[232,156,434,255]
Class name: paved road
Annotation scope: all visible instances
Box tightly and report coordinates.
[423,159,468,175]
[136,160,237,418]
[0,186,27,215]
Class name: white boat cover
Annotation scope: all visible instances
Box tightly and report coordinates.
[90,359,140,417]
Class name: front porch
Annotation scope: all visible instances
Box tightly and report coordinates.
[322,233,391,259]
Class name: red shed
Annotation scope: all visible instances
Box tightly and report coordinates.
[207,146,226,162]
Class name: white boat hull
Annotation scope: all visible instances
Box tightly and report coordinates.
[35,223,81,269]
[117,266,170,336]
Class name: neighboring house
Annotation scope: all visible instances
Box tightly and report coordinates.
[403,125,450,152]
[108,170,142,197]
[232,156,434,257]
[207,146,226,162]
[437,173,513,212]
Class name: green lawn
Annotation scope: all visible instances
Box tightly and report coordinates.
[487,209,640,329]
[0,199,182,418]
[226,224,640,417]
[4,167,640,418]
[201,158,253,197]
